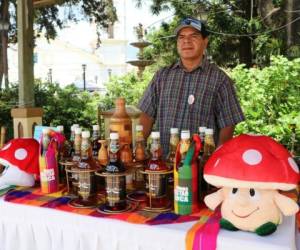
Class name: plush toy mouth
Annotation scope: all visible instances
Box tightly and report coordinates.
[232,207,259,218]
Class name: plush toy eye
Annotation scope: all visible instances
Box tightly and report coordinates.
[249,188,260,200]
[229,188,239,198]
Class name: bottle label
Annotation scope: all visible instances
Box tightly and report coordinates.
[41,168,55,182]
[149,163,159,171]
[110,141,119,154]
[106,164,119,172]
[175,186,189,202]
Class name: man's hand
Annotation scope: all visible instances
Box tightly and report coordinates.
[218,126,235,146]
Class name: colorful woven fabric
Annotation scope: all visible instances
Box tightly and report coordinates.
[186,205,221,250]
[4,186,202,225]
[4,187,222,249]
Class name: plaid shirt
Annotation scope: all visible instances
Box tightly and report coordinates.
[138,58,245,157]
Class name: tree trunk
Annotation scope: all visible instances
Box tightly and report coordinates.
[238,0,253,67]
[286,0,300,57]
[0,0,9,89]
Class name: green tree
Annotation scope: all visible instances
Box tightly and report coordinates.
[0,0,117,89]
[137,0,300,68]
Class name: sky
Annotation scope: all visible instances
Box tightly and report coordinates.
[57,1,173,52]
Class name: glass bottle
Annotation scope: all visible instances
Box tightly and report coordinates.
[134,125,146,161]
[135,124,144,142]
[76,131,96,203]
[146,132,168,208]
[179,130,191,165]
[80,131,91,163]
[120,143,133,165]
[202,128,216,194]
[105,132,126,210]
[198,126,206,200]
[73,127,82,161]
[68,125,75,157]
[147,132,166,171]
[109,98,132,147]
[166,128,179,169]
[56,125,68,184]
[203,128,215,161]
[198,127,206,148]
[92,125,101,158]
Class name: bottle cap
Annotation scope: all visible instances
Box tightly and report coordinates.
[205,128,214,135]
[170,128,179,134]
[181,130,190,139]
[198,126,206,133]
[110,132,119,140]
[151,131,160,139]
[136,125,143,131]
[93,125,99,131]
[82,131,90,138]
[75,127,82,135]
[57,125,64,132]
[42,128,51,134]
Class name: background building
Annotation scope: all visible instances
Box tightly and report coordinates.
[7,0,170,91]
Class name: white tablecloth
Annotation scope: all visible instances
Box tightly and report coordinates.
[0,197,297,250]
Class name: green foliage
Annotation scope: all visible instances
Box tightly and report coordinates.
[0,85,18,139]
[144,19,179,68]
[34,80,100,136]
[99,71,152,110]
[231,56,300,150]
[5,0,117,44]
[139,0,296,68]
[1,57,299,154]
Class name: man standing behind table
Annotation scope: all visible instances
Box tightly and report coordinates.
[138,17,245,157]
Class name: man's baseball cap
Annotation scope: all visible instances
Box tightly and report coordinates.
[175,18,209,38]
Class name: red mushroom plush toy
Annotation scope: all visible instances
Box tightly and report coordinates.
[204,134,299,236]
[0,138,39,189]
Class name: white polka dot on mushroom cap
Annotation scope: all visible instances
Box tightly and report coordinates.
[1,142,11,151]
[15,148,28,160]
[288,157,299,174]
[242,149,262,165]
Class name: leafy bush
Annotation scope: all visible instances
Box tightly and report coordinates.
[230,56,300,151]
[98,71,152,111]
[1,56,299,155]
[34,81,100,136]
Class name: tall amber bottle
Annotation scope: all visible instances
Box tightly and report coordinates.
[109,98,132,147]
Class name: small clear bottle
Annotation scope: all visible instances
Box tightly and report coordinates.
[134,125,146,161]
[92,125,100,158]
[198,127,206,146]
[178,130,191,167]
[73,127,82,161]
[105,132,127,211]
[146,132,168,208]
[202,128,216,194]
[203,128,215,161]
[166,128,179,168]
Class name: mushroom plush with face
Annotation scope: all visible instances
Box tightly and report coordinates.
[0,138,39,189]
[203,134,299,236]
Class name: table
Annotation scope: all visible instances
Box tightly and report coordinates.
[0,197,297,250]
